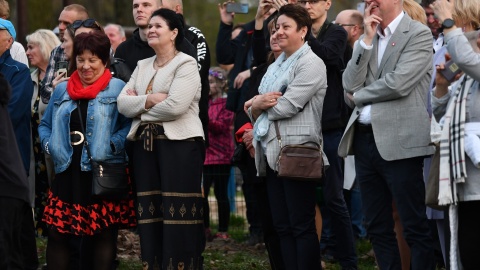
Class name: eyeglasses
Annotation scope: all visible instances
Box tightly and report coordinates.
[334,23,357,27]
[72,19,100,30]
[298,0,326,5]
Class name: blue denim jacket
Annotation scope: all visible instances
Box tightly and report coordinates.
[38,78,132,174]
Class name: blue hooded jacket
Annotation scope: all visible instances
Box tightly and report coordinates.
[0,49,34,174]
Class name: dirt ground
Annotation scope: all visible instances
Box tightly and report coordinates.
[116,229,268,263]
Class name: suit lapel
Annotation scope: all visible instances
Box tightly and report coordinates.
[377,14,411,78]
[369,35,379,77]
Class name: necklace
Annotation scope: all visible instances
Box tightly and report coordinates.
[154,51,178,69]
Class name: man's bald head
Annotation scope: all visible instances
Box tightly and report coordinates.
[335,9,364,47]
[161,0,183,14]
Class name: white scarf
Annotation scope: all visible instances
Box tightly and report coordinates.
[438,75,475,205]
[253,42,310,141]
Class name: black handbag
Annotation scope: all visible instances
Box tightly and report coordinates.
[110,58,132,83]
[231,142,248,170]
[77,101,129,200]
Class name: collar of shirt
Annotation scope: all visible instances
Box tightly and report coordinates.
[376,12,405,67]
[359,12,405,125]
[376,11,405,39]
[433,33,444,53]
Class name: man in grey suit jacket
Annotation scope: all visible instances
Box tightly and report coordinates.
[338,0,436,269]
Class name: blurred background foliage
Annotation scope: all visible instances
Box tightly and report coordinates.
[9,0,360,66]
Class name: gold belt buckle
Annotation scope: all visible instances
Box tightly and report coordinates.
[70,131,85,145]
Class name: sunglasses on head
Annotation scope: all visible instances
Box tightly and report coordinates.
[72,19,99,30]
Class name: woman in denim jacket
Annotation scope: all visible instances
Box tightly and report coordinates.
[38,31,135,270]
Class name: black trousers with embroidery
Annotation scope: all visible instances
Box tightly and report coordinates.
[132,132,206,270]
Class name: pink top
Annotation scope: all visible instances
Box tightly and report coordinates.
[204,97,234,165]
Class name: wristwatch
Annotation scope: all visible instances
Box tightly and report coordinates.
[442,19,455,29]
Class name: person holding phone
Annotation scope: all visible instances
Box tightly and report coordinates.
[431,0,480,268]
[216,0,278,246]
[52,19,104,89]
[40,4,89,104]
[25,29,61,236]
[226,2,249,14]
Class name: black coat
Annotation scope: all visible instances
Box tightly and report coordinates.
[0,73,30,203]
[308,21,350,131]
[216,20,255,120]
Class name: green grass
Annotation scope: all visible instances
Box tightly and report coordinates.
[203,248,271,270]
[36,231,379,270]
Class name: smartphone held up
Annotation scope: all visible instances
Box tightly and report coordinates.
[54,61,68,79]
[226,3,249,14]
[440,60,462,82]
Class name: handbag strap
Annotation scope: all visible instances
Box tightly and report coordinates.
[76,100,92,159]
[274,121,283,149]
[274,120,322,150]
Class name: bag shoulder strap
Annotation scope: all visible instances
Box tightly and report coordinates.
[274,121,282,149]
[76,100,92,159]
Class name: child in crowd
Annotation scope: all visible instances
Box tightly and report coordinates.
[203,67,235,240]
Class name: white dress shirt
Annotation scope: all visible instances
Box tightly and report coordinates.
[433,33,444,53]
[357,12,405,124]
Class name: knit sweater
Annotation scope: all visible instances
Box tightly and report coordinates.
[117,52,204,140]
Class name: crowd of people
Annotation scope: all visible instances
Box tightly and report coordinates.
[0,0,479,269]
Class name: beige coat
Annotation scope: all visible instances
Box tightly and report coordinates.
[117,52,203,141]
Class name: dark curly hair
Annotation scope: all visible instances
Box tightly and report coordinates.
[150,8,185,51]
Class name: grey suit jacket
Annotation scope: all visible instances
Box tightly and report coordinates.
[338,14,435,160]
[249,49,328,176]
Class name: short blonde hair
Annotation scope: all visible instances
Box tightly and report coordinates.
[453,0,480,30]
[26,29,61,63]
[403,0,427,25]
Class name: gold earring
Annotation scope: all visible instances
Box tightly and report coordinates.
[301,36,304,41]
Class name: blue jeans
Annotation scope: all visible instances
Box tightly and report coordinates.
[266,166,321,270]
[321,129,357,269]
[346,180,367,239]
[354,130,434,270]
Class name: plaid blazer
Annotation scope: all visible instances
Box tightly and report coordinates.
[338,14,435,160]
[250,49,329,176]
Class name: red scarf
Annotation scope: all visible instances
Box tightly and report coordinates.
[67,69,112,100]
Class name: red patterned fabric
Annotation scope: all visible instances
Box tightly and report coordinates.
[43,191,136,235]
